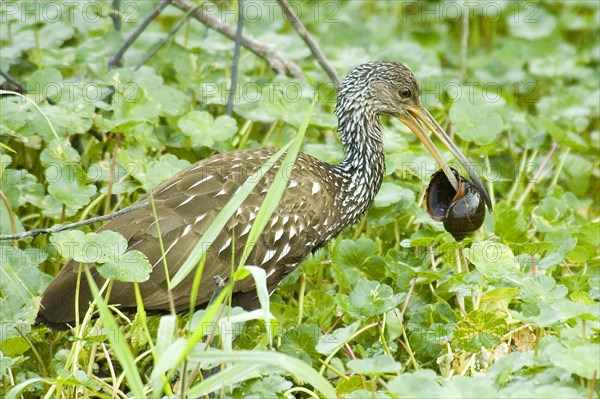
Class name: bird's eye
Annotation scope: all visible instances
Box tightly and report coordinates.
[399,87,411,98]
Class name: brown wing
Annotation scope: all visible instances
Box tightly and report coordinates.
[38,148,342,326]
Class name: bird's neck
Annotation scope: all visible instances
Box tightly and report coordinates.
[334,110,385,219]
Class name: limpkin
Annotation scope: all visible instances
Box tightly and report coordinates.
[37,62,492,328]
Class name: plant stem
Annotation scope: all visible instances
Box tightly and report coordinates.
[515,142,558,209]
[0,190,18,247]
[588,370,597,399]
[317,358,349,380]
[400,319,419,370]
[148,191,177,315]
[506,148,528,203]
[104,133,121,215]
[318,322,379,376]
[549,146,570,189]
[226,0,244,116]
[460,0,470,82]
[297,273,306,325]
[15,327,47,377]
[236,120,253,149]
[484,155,495,206]
[401,277,417,316]
[378,314,394,360]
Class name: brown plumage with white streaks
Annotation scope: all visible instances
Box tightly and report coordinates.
[37,62,492,328]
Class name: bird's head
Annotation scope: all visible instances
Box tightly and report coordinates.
[336,61,420,119]
[337,61,493,212]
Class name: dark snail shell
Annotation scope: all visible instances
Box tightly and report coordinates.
[425,168,486,242]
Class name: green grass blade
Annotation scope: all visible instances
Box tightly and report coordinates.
[237,266,274,344]
[188,350,336,398]
[186,363,263,397]
[162,284,234,383]
[0,89,59,139]
[155,315,177,359]
[172,100,314,289]
[83,267,146,398]
[150,337,188,392]
[150,314,178,394]
[170,144,292,288]
[5,377,46,399]
[237,100,315,268]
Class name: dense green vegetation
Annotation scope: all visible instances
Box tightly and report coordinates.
[1,1,598,397]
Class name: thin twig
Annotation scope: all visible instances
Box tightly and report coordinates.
[277,0,341,88]
[134,4,200,70]
[111,0,121,31]
[401,277,417,316]
[506,148,529,204]
[400,315,419,370]
[588,370,597,399]
[461,247,469,273]
[0,202,148,241]
[171,0,304,79]
[515,141,559,208]
[104,134,121,215]
[484,155,495,206]
[108,0,172,70]
[0,69,26,93]
[15,326,48,377]
[548,146,570,189]
[0,190,18,247]
[460,1,470,82]
[226,0,244,116]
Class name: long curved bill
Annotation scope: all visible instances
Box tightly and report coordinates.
[399,106,493,212]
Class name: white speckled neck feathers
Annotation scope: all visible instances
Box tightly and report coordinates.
[332,64,387,226]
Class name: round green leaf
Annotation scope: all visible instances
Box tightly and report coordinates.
[466,241,519,280]
[450,96,503,146]
[98,250,151,282]
[373,183,415,208]
[347,354,401,376]
[46,164,97,209]
[546,342,600,379]
[178,111,237,148]
[40,139,80,165]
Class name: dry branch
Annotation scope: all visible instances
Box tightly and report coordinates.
[277,0,341,88]
[108,0,172,70]
[0,202,149,241]
[171,0,304,80]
